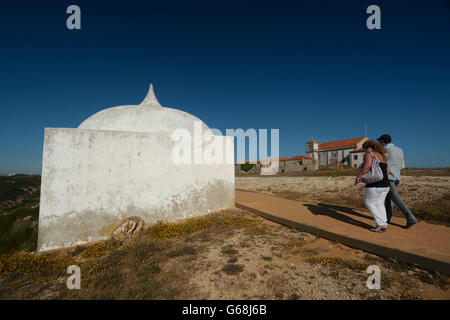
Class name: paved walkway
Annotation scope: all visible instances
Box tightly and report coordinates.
[235,191,450,274]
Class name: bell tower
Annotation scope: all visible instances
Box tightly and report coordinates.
[306,137,320,169]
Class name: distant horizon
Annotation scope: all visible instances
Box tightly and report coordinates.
[2,165,450,176]
[3,167,450,175]
[1,128,448,174]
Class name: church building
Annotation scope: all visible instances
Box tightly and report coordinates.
[306,137,368,169]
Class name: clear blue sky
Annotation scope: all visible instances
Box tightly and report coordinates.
[1,0,449,173]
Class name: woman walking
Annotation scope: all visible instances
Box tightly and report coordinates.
[355,140,390,232]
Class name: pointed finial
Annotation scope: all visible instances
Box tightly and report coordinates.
[140,83,162,107]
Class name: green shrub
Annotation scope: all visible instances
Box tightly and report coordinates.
[240,162,254,172]
[0,175,41,203]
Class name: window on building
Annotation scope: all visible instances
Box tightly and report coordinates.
[354,155,358,160]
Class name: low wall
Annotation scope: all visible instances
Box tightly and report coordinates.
[38,128,234,251]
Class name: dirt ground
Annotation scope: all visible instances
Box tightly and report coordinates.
[171,210,449,300]
[0,175,448,300]
[1,208,448,300]
[236,176,450,224]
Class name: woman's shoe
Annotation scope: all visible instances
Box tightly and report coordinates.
[371,225,387,232]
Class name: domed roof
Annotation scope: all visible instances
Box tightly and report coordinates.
[78,84,210,134]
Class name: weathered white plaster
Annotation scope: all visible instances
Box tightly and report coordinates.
[38,85,234,251]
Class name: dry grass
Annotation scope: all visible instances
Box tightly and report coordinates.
[237,167,450,178]
[413,193,450,223]
[1,173,448,300]
[0,209,258,300]
[402,167,450,177]
[222,264,244,275]
[236,175,450,224]
[0,252,75,275]
[237,168,360,177]
[0,208,448,300]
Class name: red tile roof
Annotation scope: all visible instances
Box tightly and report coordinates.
[318,137,367,150]
[288,155,312,160]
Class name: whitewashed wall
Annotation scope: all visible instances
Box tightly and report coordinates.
[38,128,234,251]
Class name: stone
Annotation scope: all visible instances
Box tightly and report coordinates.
[113,217,145,238]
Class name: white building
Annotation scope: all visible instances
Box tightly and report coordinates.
[350,148,366,168]
[306,137,368,169]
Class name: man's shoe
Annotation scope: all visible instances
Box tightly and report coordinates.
[404,220,418,229]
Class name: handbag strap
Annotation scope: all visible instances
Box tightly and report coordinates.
[368,151,380,163]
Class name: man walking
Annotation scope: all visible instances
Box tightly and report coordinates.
[377,134,418,228]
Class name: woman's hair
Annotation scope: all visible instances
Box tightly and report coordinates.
[362,140,387,160]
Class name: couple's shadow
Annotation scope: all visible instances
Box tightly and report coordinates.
[303,203,402,230]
